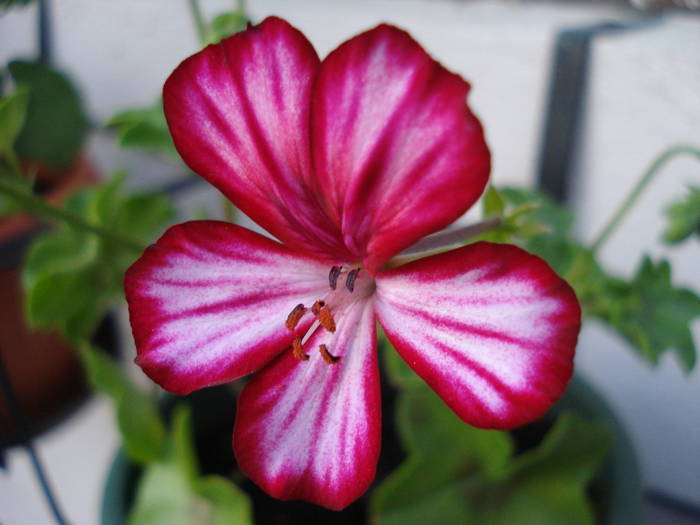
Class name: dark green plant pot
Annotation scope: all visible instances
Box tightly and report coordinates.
[101,375,643,525]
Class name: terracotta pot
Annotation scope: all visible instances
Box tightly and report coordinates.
[0,158,117,447]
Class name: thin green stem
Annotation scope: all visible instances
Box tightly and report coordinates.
[390,217,503,266]
[2,148,24,178]
[188,0,210,45]
[0,176,145,253]
[590,144,700,254]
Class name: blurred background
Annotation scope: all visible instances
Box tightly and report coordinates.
[1,1,699,523]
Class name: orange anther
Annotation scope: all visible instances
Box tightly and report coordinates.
[318,305,336,333]
[311,300,325,316]
[292,337,309,361]
[285,304,307,331]
[319,344,340,364]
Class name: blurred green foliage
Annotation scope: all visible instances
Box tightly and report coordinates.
[107,99,179,161]
[9,60,88,170]
[22,171,175,340]
[662,185,700,244]
[482,185,700,372]
[374,341,611,525]
[128,405,253,525]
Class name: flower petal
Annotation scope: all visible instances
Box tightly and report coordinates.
[311,24,490,273]
[234,298,379,510]
[125,221,331,395]
[375,242,580,429]
[163,17,351,260]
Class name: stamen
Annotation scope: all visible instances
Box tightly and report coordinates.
[319,344,340,364]
[285,304,307,331]
[292,337,309,361]
[318,304,336,333]
[328,266,342,290]
[311,300,325,316]
[345,268,360,292]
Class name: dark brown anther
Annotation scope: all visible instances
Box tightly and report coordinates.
[345,268,360,292]
[328,266,342,290]
[311,300,325,316]
[292,337,309,361]
[318,305,336,333]
[319,344,340,364]
[285,304,307,331]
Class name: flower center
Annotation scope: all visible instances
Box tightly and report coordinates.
[284,265,369,364]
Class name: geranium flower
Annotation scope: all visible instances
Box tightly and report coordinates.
[125,17,580,510]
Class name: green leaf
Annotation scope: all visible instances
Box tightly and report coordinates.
[117,388,169,464]
[371,382,513,522]
[598,257,700,371]
[473,412,611,525]
[114,192,176,243]
[500,187,573,238]
[22,231,100,330]
[79,343,166,463]
[9,60,88,170]
[381,331,423,389]
[475,187,570,244]
[106,100,179,160]
[482,185,505,218]
[0,165,33,216]
[195,475,253,525]
[128,406,253,525]
[20,171,175,339]
[373,402,610,525]
[0,87,29,152]
[209,10,248,43]
[662,186,700,244]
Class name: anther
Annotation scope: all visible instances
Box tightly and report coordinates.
[292,337,309,361]
[319,344,340,364]
[345,268,360,292]
[311,300,325,316]
[285,304,307,331]
[328,266,342,290]
[318,304,336,333]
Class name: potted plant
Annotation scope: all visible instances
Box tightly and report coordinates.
[2,4,698,525]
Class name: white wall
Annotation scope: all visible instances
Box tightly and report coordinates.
[1,1,699,522]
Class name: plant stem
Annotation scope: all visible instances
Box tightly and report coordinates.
[0,348,69,525]
[590,144,700,254]
[0,177,145,254]
[188,0,209,45]
[390,217,503,266]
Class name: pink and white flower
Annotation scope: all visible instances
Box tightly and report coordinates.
[125,17,580,511]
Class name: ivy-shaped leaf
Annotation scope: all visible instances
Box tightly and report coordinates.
[597,257,700,371]
[21,172,175,339]
[209,10,248,43]
[371,375,610,525]
[106,99,179,160]
[662,186,700,244]
[79,343,166,464]
[128,406,253,525]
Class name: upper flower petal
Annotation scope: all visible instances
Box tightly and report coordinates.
[375,242,580,429]
[234,298,379,510]
[125,221,331,395]
[163,17,351,260]
[311,24,490,273]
